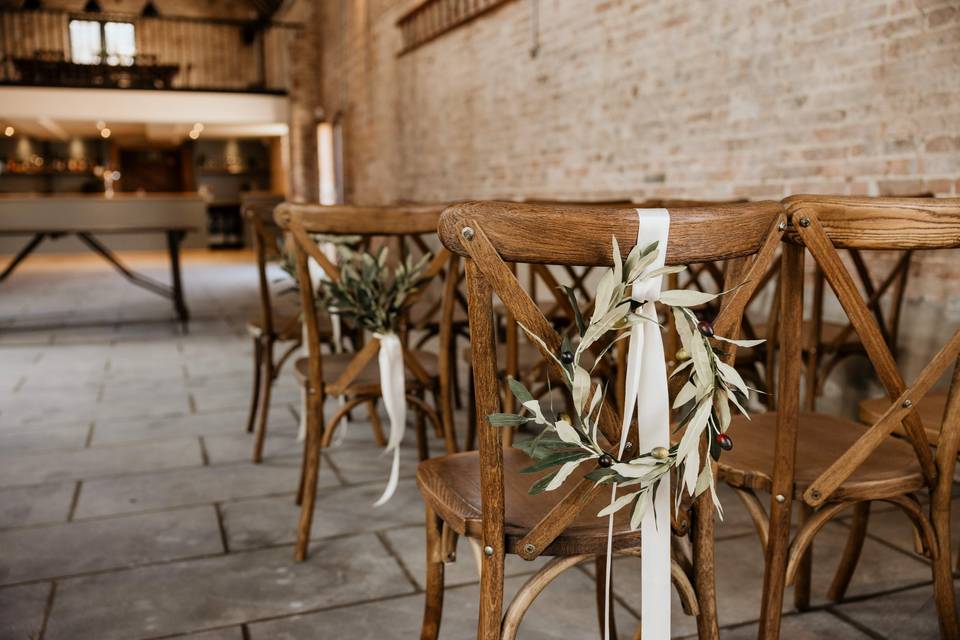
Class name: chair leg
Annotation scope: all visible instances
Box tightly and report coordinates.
[931,488,960,638]
[478,545,505,640]
[294,391,325,561]
[692,493,720,640]
[594,555,618,640]
[420,507,446,640]
[794,503,814,611]
[827,501,870,603]
[758,495,792,640]
[251,337,275,463]
[245,337,263,433]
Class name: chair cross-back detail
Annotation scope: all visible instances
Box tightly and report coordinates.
[420,199,784,640]
[718,195,960,639]
[276,202,459,562]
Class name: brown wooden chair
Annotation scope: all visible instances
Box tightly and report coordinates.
[242,196,329,461]
[420,199,783,639]
[717,195,960,639]
[459,200,636,449]
[276,202,461,561]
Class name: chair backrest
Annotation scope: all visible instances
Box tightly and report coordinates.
[242,194,285,338]
[439,199,784,561]
[275,202,458,448]
[778,195,960,508]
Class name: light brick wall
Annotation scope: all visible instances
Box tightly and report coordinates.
[313,0,959,205]
[301,0,960,413]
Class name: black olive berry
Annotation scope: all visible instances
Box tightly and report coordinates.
[598,454,614,468]
[697,320,715,337]
[716,433,733,451]
[560,350,574,364]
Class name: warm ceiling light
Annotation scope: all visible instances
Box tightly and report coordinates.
[3,126,14,137]
[188,129,200,140]
[192,122,204,132]
[100,128,111,138]
[96,120,106,130]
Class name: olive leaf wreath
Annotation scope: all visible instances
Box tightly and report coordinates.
[487,237,762,528]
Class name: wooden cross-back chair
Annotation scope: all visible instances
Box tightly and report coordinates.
[242,195,333,459]
[461,199,636,450]
[718,195,960,639]
[420,199,784,639]
[275,202,460,561]
[758,195,931,411]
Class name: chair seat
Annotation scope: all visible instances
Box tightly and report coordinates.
[417,448,642,556]
[247,313,332,342]
[718,411,924,502]
[293,349,440,396]
[859,392,949,446]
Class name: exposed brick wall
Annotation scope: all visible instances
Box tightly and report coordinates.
[302,0,960,415]
[312,0,959,205]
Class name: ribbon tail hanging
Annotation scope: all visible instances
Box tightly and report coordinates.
[636,306,672,640]
[373,332,407,507]
[603,208,671,640]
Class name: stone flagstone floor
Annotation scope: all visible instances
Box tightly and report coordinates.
[0,250,955,639]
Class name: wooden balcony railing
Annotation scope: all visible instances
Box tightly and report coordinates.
[0,9,300,93]
[397,0,515,55]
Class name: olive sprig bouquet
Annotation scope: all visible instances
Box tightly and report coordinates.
[487,237,761,528]
[314,243,431,335]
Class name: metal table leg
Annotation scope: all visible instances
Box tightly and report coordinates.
[166,230,189,329]
[0,233,46,282]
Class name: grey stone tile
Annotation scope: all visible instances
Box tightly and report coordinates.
[834,581,954,639]
[323,438,442,486]
[181,629,245,640]
[221,478,424,551]
[0,482,75,529]
[192,385,301,416]
[74,459,336,519]
[248,566,637,640]
[713,611,872,639]
[594,521,934,630]
[0,422,90,452]
[0,399,99,429]
[0,438,203,487]
[0,506,222,585]
[832,497,960,561]
[91,409,249,445]
[202,427,302,465]
[92,391,193,421]
[0,582,50,640]
[45,536,416,640]
[808,522,933,604]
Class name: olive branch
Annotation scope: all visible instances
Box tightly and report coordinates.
[487,237,761,529]
[314,244,431,335]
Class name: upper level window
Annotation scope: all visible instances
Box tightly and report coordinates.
[69,19,136,66]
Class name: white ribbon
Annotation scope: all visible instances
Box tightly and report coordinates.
[372,331,407,506]
[604,208,671,640]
